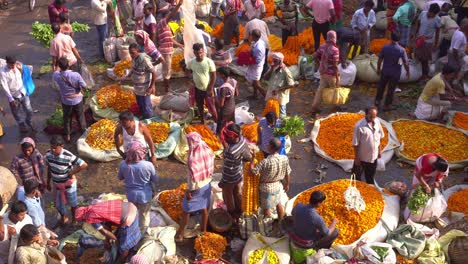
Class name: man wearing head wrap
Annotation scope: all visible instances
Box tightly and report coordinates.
[243,0,266,20]
[264,52,295,118]
[311,30,340,117]
[118,140,158,231]
[175,132,214,241]
[219,123,253,220]
[10,137,45,201]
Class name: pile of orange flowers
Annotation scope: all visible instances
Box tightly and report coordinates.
[447,188,468,215]
[277,35,301,66]
[294,179,384,245]
[185,124,222,151]
[158,183,187,221]
[194,232,228,260]
[86,119,118,150]
[171,53,184,72]
[242,151,264,215]
[235,42,251,57]
[269,34,282,51]
[393,120,468,162]
[211,22,244,44]
[264,0,275,17]
[452,112,468,130]
[242,122,259,143]
[370,38,410,55]
[96,84,136,112]
[298,27,325,54]
[316,113,389,160]
[147,122,170,144]
[262,98,280,117]
[113,59,132,77]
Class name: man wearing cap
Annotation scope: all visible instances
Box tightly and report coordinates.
[264,52,295,118]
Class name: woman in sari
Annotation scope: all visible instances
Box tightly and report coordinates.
[134,30,165,65]
[175,132,214,242]
[412,153,449,194]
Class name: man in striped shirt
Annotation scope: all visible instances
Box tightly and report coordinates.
[156,0,184,93]
[46,136,88,225]
[275,0,298,45]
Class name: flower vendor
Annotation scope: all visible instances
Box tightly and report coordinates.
[2,201,33,234]
[10,137,45,201]
[215,67,238,134]
[45,135,88,225]
[242,0,266,20]
[175,132,214,242]
[351,0,376,55]
[15,225,48,264]
[223,0,243,46]
[385,0,403,39]
[414,65,459,121]
[412,153,449,194]
[264,52,295,118]
[220,123,253,220]
[243,18,270,76]
[301,0,336,52]
[118,140,158,231]
[336,26,358,63]
[128,43,157,118]
[447,19,468,84]
[257,111,282,156]
[114,110,157,165]
[375,32,409,112]
[311,30,340,117]
[75,200,142,263]
[275,0,299,45]
[250,138,291,219]
[352,106,385,184]
[290,191,339,262]
[392,0,417,48]
[246,29,267,99]
[134,30,165,66]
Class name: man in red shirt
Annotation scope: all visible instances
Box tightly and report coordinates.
[48,0,68,24]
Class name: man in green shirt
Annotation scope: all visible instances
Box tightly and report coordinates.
[392,0,416,47]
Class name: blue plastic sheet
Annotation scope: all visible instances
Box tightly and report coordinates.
[22,64,35,96]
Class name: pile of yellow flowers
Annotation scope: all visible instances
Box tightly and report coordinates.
[171,53,184,72]
[242,122,259,143]
[194,232,227,260]
[113,59,132,77]
[268,34,282,52]
[316,113,389,160]
[86,119,118,150]
[248,235,280,264]
[393,120,468,162]
[147,122,170,144]
[96,85,137,112]
[185,124,222,151]
[242,151,264,215]
[294,179,384,245]
[447,188,468,215]
[158,183,187,221]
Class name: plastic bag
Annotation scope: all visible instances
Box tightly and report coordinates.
[21,64,35,96]
[353,54,380,83]
[79,63,95,89]
[103,37,117,63]
[299,55,316,80]
[375,11,387,31]
[344,174,366,213]
[338,62,357,86]
[354,242,396,264]
[417,237,445,264]
[376,158,386,171]
[235,105,255,125]
[385,224,426,259]
[159,92,190,113]
[242,233,290,264]
[321,87,351,105]
[399,60,423,83]
[404,188,447,223]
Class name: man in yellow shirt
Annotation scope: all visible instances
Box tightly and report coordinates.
[414,65,458,121]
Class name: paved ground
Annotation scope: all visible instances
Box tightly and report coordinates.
[0,1,467,263]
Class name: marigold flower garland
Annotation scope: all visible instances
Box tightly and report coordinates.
[316,113,389,160]
[294,179,385,245]
[194,232,228,260]
[242,122,259,143]
[447,188,468,215]
[85,119,118,150]
[158,183,187,221]
[242,151,264,215]
[147,122,170,144]
[185,124,222,151]
[262,98,280,118]
[393,120,468,162]
[96,84,137,112]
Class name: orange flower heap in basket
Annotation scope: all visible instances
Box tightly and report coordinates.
[242,122,259,143]
[194,232,228,260]
[171,53,184,72]
[393,120,468,162]
[294,179,384,245]
[96,85,137,112]
[262,98,280,117]
[185,124,222,151]
[113,59,132,77]
[452,112,468,130]
[158,183,187,221]
[242,151,264,215]
[86,119,118,150]
[316,113,389,160]
[147,122,170,144]
[447,188,468,215]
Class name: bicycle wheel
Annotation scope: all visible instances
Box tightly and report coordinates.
[29,0,35,11]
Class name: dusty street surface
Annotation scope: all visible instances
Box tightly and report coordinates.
[0,1,467,263]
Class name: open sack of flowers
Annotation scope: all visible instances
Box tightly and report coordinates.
[285,179,400,258]
[310,112,399,172]
[391,119,468,169]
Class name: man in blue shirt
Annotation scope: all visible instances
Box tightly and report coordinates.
[118,140,158,231]
[375,32,409,112]
[22,180,46,227]
[291,190,339,250]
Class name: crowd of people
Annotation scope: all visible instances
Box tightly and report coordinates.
[0,0,466,263]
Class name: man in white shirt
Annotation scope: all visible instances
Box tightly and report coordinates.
[91,0,111,59]
[351,0,376,54]
[2,201,33,234]
[0,56,35,133]
[244,18,271,76]
[448,19,468,83]
[242,0,266,20]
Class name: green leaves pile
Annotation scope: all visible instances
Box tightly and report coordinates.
[407,186,432,214]
[274,115,305,139]
[30,21,90,48]
[47,108,64,127]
